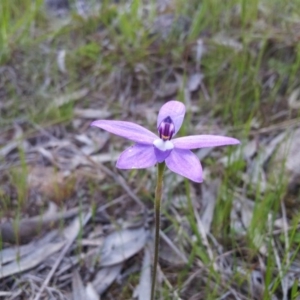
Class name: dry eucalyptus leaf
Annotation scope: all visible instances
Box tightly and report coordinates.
[100,227,148,267]
[0,141,19,157]
[75,134,94,146]
[75,132,108,155]
[138,107,157,125]
[57,49,67,73]
[0,291,19,297]
[231,199,246,234]
[90,152,120,164]
[163,172,184,196]
[92,264,122,295]
[246,133,287,191]
[151,14,190,40]
[231,194,254,234]
[240,200,254,230]
[0,202,79,244]
[0,230,59,264]
[231,194,268,255]
[0,241,65,279]
[200,179,220,233]
[273,217,289,230]
[74,108,111,119]
[49,88,89,109]
[0,243,34,264]
[220,139,257,166]
[247,157,267,192]
[195,38,205,64]
[213,33,243,51]
[250,269,265,299]
[72,270,86,300]
[264,132,288,163]
[288,88,300,109]
[133,246,151,300]
[156,0,175,13]
[62,215,85,242]
[72,269,99,300]
[270,128,300,178]
[159,231,187,266]
[0,125,29,157]
[188,73,203,92]
[85,283,99,300]
[156,81,178,98]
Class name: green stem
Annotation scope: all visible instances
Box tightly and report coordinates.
[151,162,165,300]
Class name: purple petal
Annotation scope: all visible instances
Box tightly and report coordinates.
[165,149,203,182]
[172,135,240,149]
[154,147,172,163]
[91,120,158,144]
[116,144,157,169]
[157,101,185,136]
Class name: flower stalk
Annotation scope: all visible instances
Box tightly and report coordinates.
[151,162,165,300]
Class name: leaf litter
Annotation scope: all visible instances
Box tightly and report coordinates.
[99,227,149,267]
[133,244,151,300]
[1,1,300,299]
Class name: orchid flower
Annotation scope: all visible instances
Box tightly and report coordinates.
[91,101,239,182]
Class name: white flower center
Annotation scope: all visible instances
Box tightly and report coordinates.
[153,139,174,151]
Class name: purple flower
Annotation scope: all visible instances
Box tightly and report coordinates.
[91,101,240,182]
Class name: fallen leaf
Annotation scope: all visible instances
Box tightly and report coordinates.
[195,38,205,65]
[213,33,243,52]
[246,132,287,191]
[151,14,190,40]
[231,193,267,255]
[57,49,67,73]
[0,228,58,264]
[220,139,257,166]
[0,125,28,157]
[72,270,86,300]
[100,227,149,267]
[159,230,187,266]
[269,128,300,178]
[62,214,86,242]
[74,108,111,119]
[0,141,19,157]
[0,241,65,279]
[200,179,220,233]
[75,132,108,155]
[49,88,89,109]
[187,73,203,92]
[90,152,120,164]
[85,283,99,300]
[92,264,123,295]
[133,245,151,300]
[288,88,300,109]
[0,204,80,244]
[250,269,265,299]
[156,81,178,98]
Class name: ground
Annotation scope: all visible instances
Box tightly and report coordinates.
[1,0,300,299]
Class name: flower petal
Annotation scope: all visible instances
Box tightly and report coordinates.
[154,147,172,163]
[153,139,174,163]
[116,144,157,169]
[165,148,203,182]
[172,135,240,149]
[91,120,158,144]
[157,101,185,136]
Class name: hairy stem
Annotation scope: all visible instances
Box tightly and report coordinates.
[150,162,165,300]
